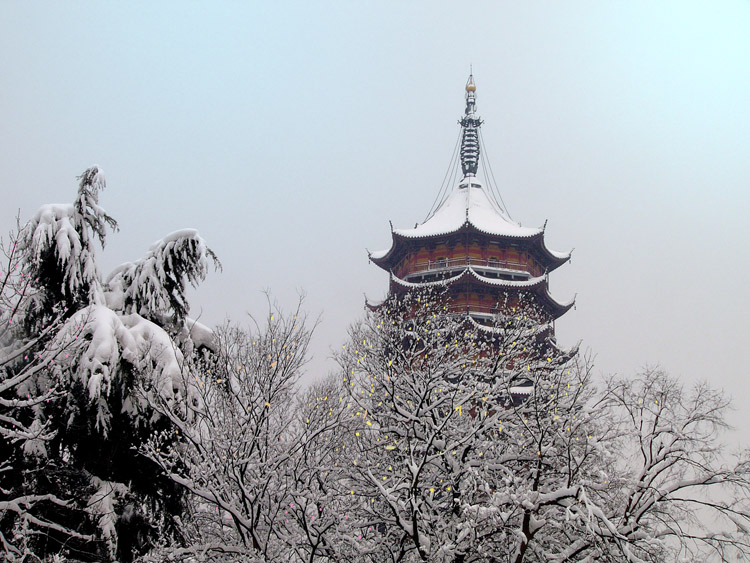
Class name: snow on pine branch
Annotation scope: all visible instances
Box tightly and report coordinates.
[1,167,225,561]
[106,229,221,326]
[52,305,187,419]
[21,166,117,308]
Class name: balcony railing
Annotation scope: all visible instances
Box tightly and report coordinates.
[404,257,533,279]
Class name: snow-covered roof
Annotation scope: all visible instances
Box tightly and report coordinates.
[389,267,575,319]
[369,175,575,278]
[390,267,546,290]
[390,269,467,289]
[369,247,390,261]
[509,385,534,395]
[395,178,540,240]
[369,178,572,267]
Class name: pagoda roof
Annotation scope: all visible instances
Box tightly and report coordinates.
[390,267,545,290]
[388,267,575,319]
[396,178,539,240]
[370,178,571,269]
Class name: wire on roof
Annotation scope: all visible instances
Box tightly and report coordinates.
[424,127,462,222]
[479,128,513,220]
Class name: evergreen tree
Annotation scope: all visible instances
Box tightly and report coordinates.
[2,167,219,561]
[1,217,95,561]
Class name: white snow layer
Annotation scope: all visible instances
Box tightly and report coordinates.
[58,305,184,403]
[88,477,128,558]
[105,228,214,320]
[150,228,201,249]
[25,203,97,295]
[396,179,539,239]
[184,317,216,352]
[371,179,571,261]
[390,268,546,289]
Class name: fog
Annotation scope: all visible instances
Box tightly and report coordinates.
[1,2,748,440]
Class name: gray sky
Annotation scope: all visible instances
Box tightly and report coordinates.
[1,2,749,440]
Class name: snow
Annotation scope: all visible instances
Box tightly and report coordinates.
[26,203,91,293]
[105,228,217,322]
[88,477,128,558]
[372,178,572,265]
[57,304,185,407]
[369,247,390,261]
[184,317,217,352]
[465,268,545,288]
[395,178,541,239]
[21,419,48,457]
[150,228,201,249]
[391,267,546,289]
[390,270,466,288]
[548,246,572,260]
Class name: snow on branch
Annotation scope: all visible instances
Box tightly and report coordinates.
[21,166,118,310]
[106,229,221,327]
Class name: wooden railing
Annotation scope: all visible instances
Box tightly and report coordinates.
[409,257,531,275]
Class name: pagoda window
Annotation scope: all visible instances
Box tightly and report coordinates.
[488,256,499,269]
[434,257,447,270]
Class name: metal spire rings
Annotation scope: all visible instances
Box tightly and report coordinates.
[460,74,483,177]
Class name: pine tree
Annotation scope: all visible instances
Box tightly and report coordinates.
[1,217,95,561]
[3,167,219,561]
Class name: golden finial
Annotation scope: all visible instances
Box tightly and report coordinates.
[466,73,476,93]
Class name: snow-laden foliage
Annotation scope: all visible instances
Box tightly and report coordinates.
[141,297,331,561]
[331,289,750,561]
[106,229,220,329]
[48,304,192,435]
[16,167,219,430]
[334,287,595,561]
[340,290,750,562]
[1,168,219,562]
[142,288,750,562]
[21,167,117,318]
[88,477,129,559]
[0,219,95,560]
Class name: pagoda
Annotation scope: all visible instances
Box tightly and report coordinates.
[368,75,573,338]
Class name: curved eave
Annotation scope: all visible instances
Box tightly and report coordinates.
[467,269,574,319]
[365,296,385,312]
[545,293,575,319]
[393,219,541,242]
[390,269,466,290]
[375,225,570,272]
[391,267,575,320]
[464,268,546,289]
[369,227,399,271]
[537,229,572,272]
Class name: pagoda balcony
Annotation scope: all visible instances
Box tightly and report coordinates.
[437,305,554,341]
[403,257,532,283]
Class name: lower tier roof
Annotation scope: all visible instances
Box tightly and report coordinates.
[388,267,574,320]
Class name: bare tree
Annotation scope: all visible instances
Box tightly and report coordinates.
[137,287,750,562]
[332,287,580,561]
[140,296,348,561]
[563,367,750,562]
[332,288,750,562]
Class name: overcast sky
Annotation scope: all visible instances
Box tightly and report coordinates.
[1,2,748,439]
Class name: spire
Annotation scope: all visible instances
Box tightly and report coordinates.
[459,73,482,177]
